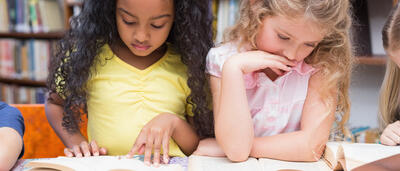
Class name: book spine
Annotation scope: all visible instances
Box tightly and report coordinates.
[6,0,16,31]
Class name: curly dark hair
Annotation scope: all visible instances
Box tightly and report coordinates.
[47,0,214,138]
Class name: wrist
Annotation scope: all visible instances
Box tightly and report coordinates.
[223,56,243,74]
[171,114,183,132]
[65,133,87,148]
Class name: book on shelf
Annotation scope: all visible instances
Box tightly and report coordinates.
[188,142,400,171]
[38,0,64,32]
[0,38,54,81]
[1,0,64,33]
[0,0,9,32]
[215,0,239,43]
[0,83,45,104]
[25,156,183,171]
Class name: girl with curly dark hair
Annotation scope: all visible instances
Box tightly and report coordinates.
[45,0,213,165]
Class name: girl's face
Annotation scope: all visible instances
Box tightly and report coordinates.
[255,15,325,62]
[116,0,174,57]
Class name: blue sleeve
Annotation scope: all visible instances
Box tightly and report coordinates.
[0,102,25,159]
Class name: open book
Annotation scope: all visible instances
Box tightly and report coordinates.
[323,142,400,171]
[24,156,183,171]
[189,142,400,171]
[188,155,331,171]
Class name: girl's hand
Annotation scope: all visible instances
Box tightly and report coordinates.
[64,140,108,157]
[380,121,400,146]
[193,138,226,157]
[126,113,179,166]
[227,51,296,76]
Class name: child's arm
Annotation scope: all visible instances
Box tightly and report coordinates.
[0,127,23,171]
[193,138,226,157]
[45,93,107,157]
[249,72,335,161]
[213,52,294,162]
[211,69,254,162]
[176,116,200,155]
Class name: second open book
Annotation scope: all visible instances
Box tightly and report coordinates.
[323,142,400,171]
[189,142,400,171]
[25,156,183,171]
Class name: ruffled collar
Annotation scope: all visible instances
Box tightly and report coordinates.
[290,60,315,75]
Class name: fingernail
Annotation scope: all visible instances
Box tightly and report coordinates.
[77,154,82,157]
[145,161,150,166]
[153,162,159,167]
[85,152,90,157]
[164,157,169,164]
[94,152,99,156]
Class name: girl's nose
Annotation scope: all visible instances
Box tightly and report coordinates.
[134,28,148,43]
[282,44,302,62]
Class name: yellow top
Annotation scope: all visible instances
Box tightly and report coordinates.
[85,44,193,157]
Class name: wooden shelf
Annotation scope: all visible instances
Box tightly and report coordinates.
[0,77,46,87]
[356,56,387,65]
[67,1,83,6]
[0,32,65,39]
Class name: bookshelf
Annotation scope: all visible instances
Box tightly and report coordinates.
[0,77,46,87]
[0,0,80,103]
[0,32,64,39]
[357,56,387,66]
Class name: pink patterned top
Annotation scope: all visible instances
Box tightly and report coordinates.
[206,43,316,137]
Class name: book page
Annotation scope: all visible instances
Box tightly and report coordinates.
[323,141,344,170]
[25,156,183,171]
[340,143,400,171]
[258,158,331,171]
[188,155,261,171]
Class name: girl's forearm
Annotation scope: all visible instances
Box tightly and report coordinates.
[215,60,254,161]
[45,101,87,148]
[250,130,327,161]
[171,117,199,156]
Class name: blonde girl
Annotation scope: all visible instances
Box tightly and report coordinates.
[194,0,353,162]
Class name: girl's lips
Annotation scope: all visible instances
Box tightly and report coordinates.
[132,44,150,51]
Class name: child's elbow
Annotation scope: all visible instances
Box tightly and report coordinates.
[216,135,253,162]
[0,159,13,171]
[303,151,323,162]
[226,151,250,162]
[303,141,325,162]
[224,146,251,162]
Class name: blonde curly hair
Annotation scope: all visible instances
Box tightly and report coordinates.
[224,0,354,135]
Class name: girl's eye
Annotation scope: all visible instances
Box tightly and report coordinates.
[151,24,164,29]
[278,34,290,40]
[305,43,316,48]
[123,19,136,25]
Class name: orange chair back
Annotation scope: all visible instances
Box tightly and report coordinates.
[11,104,87,159]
